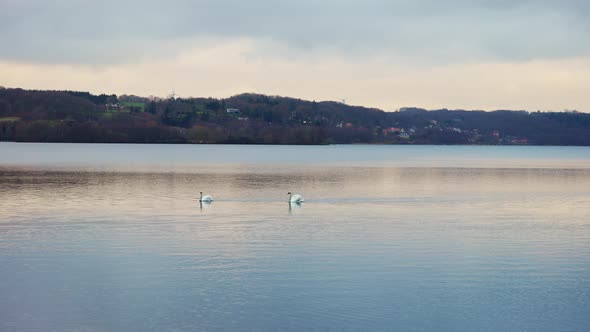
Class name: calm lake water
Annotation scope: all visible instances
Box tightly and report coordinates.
[1,143,589,331]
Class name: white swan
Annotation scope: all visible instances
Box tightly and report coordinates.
[199,192,213,203]
[288,192,304,204]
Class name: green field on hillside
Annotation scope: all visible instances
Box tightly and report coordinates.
[0,117,21,122]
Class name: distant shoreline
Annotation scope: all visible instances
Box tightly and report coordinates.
[1,88,589,146]
[3,140,589,147]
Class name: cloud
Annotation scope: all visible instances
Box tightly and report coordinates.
[1,0,589,65]
[1,38,589,112]
[1,1,588,112]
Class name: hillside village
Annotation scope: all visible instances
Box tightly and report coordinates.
[0,88,588,145]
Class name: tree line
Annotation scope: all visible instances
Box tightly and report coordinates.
[0,87,589,145]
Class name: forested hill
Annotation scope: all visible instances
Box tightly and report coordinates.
[1,87,589,145]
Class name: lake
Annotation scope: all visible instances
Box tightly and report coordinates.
[1,143,589,331]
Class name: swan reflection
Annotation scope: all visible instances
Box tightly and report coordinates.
[199,200,212,212]
[288,201,302,215]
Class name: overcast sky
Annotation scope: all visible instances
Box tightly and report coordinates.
[1,0,589,111]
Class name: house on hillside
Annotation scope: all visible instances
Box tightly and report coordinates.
[511,138,528,145]
[226,108,241,115]
[105,102,145,113]
[382,127,402,135]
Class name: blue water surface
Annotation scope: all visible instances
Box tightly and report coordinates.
[1,143,589,331]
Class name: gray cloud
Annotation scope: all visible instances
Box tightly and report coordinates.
[1,0,589,64]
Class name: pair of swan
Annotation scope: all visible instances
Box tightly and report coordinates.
[199,192,304,204]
